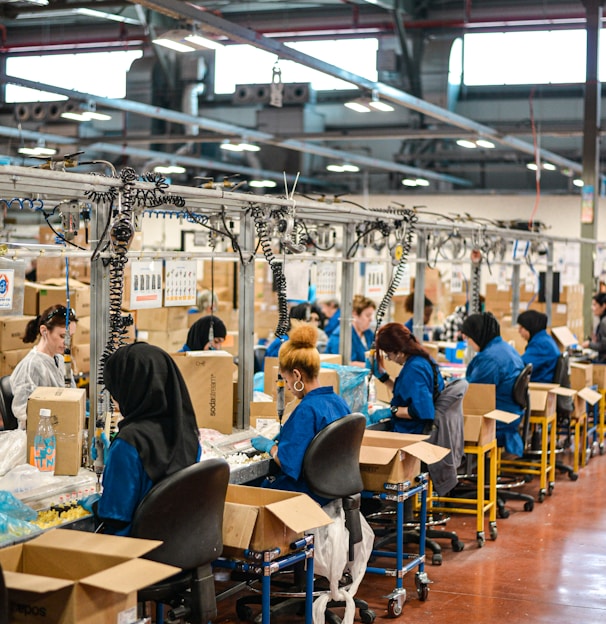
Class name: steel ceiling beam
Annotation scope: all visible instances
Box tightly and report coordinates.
[3,75,471,186]
[129,0,588,177]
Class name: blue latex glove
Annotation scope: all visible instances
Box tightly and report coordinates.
[367,407,391,425]
[79,493,100,513]
[251,436,274,454]
[367,353,387,381]
[90,432,110,462]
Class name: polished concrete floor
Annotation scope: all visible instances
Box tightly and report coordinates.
[213,447,606,624]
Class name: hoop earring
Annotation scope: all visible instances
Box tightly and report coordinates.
[293,380,304,392]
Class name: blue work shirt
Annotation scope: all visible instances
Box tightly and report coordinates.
[325,325,374,365]
[98,438,201,536]
[404,317,430,342]
[265,386,350,504]
[324,310,341,338]
[465,336,525,456]
[522,329,560,383]
[391,355,444,434]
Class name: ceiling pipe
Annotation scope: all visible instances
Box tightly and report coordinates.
[128,0,587,178]
[3,74,471,186]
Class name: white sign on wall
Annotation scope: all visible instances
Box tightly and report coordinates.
[165,260,197,307]
[0,269,15,310]
[129,260,163,309]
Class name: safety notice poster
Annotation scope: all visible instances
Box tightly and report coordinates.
[165,260,197,307]
[0,269,14,310]
[129,260,163,309]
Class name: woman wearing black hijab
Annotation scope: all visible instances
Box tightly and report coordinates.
[181,315,227,351]
[95,342,200,535]
[462,312,525,456]
[517,310,560,382]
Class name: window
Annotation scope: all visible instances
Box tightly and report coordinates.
[461,30,596,86]
[5,50,143,102]
[214,38,378,94]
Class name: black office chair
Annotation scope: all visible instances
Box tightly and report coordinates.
[253,344,267,374]
[0,561,8,624]
[497,363,535,517]
[132,457,230,624]
[0,376,18,431]
[552,352,578,480]
[236,413,375,624]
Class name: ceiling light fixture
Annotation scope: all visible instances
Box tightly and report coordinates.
[152,29,223,53]
[476,139,495,149]
[368,90,394,112]
[61,101,111,122]
[326,163,360,173]
[456,139,478,149]
[344,99,372,113]
[249,179,277,188]
[153,164,186,174]
[542,162,557,171]
[220,140,260,152]
[573,178,584,187]
[345,91,394,114]
[18,143,57,157]
[526,163,538,171]
[401,177,430,187]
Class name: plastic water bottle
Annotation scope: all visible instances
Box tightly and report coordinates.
[368,377,377,412]
[34,408,56,475]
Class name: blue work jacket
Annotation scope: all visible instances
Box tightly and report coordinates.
[522,329,560,383]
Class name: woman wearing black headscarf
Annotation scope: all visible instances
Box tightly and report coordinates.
[517,310,560,382]
[181,315,227,351]
[462,312,525,456]
[95,342,200,535]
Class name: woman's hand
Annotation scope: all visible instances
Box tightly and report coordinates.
[251,436,275,455]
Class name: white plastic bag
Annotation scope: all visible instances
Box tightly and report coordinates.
[309,499,374,624]
[0,429,27,477]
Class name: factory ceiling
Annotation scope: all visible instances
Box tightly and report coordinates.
[0,0,602,197]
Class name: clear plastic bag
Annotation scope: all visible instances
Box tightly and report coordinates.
[0,429,27,477]
[0,490,37,521]
[321,364,370,416]
[0,511,42,546]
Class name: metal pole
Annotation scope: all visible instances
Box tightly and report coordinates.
[340,223,356,365]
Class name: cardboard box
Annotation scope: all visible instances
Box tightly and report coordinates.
[462,383,519,446]
[570,362,593,390]
[137,328,188,353]
[24,281,91,317]
[592,364,606,389]
[550,326,579,351]
[0,348,30,376]
[222,484,332,554]
[359,430,449,491]
[249,400,297,428]
[71,315,90,346]
[575,386,602,416]
[0,528,179,624]
[26,387,86,476]
[529,382,576,416]
[136,306,190,332]
[172,351,236,434]
[264,357,340,401]
[0,316,34,352]
[72,343,90,375]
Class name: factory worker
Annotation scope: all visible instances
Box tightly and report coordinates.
[462,312,525,456]
[181,315,227,351]
[251,324,350,504]
[517,310,560,382]
[10,304,78,428]
[319,298,340,338]
[325,294,376,366]
[582,293,606,363]
[373,322,444,435]
[403,293,434,342]
[93,343,200,535]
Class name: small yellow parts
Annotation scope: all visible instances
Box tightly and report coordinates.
[33,505,89,529]
[0,245,7,256]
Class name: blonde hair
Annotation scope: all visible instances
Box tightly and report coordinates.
[279,324,320,379]
[353,294,376,315]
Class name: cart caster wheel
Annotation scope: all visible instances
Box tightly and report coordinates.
[600,445,605,456]
[431,552,442,566]
[569,472,579,481]
[417,584,429,602]
[452,539,465,552]
[548,483,555,495]
[524,500,534,512]
[360,608,376,623]
[498,507,510,519]
[387,598,402,618]
[489,524,498,540]
[236,604,254,622]
[538,490,546,503]
[477,533,485,548]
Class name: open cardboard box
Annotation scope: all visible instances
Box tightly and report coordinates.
[570,362,593,390]
[574,386,602,417]
[222,484,332,554]
[0,529,179,624]
[462,383,519,446]
[529,382,577,417]
[550,326,579,351]
[359,429,450,491]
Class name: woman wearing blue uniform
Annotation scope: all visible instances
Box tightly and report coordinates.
[462,312,525,456]
[403,293,434,342]
[326,294,376,366]
[251,324,351,504]
[517,310,560,382]
[374,322,444,434]
[582,293,606,363]
[263,302,313,362]
[93,343,201,535]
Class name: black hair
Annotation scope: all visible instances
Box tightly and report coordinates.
[23,304,78,344]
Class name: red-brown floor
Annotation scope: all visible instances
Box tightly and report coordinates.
[213,447,606,624]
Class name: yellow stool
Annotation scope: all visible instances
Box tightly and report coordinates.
[428,438,498,548]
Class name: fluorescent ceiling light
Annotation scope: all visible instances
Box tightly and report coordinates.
[239,142,260,152]
[368,100,394,112]
[76,8,140,25]
[456,139,477,149]
[249,180,277,188]
[341,164,360,172]
[18,145,57,156]
[220,141,260,152]
[153,29,223,53]
[402,178,418,186]
[344,100,372,113]
[154,165,186,174]
[526,163,538,171]
[476,139,495,148]
[543,162,557,171]
[573,178,584,187]
[326,163,360,173]
[415,178,430,187]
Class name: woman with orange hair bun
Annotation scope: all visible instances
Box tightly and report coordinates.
[251,323,351,503]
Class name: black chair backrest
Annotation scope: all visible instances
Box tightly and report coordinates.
[302,413,366,500]
[512,363,533,445]
[0,376,18,431]
[131,457,229,570]
[553,352,574,418]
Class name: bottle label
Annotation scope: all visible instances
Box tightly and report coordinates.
[34,435,56,472]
